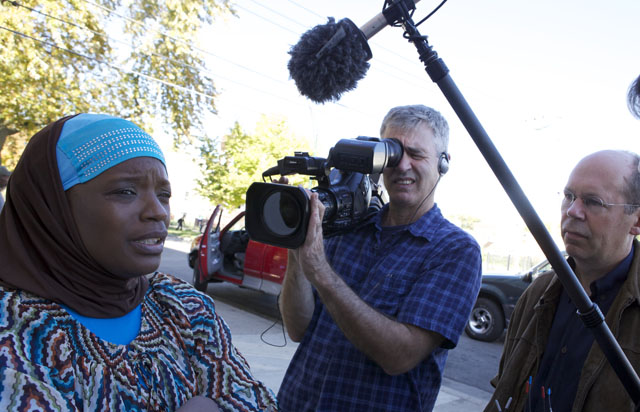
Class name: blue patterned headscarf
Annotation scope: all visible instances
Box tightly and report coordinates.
[56,114,165,190]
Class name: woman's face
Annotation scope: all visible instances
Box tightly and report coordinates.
[65,157,171,278]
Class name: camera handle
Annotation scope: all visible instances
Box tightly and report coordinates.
[379,0,640,405]
[367,172,385,210]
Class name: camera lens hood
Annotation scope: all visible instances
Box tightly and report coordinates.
[245,182,311,249]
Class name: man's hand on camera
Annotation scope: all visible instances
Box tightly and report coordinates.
[279,189,319,342]
[297,192,333,288]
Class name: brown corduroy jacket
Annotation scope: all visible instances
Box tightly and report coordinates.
[485,240,640,412]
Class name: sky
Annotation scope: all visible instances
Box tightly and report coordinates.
[162,0,640,261]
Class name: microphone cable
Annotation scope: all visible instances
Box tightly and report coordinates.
[415,0,449,26]
[408,173,441,224]
[259,295,288,348]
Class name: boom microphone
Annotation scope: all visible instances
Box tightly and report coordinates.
[288,0,420,104]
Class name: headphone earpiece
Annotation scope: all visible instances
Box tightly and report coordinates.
[438,152,449,175]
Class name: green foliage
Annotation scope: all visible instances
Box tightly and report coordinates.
[456,215,481,232]
[0,0,233,165]
[196,115,312,209]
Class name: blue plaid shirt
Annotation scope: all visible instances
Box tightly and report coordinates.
[278,204,482,411]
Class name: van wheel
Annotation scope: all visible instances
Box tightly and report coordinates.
[465,297,504,342]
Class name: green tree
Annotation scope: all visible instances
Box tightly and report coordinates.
[197,116,312,209]
[451,214,481,232]
[0,0,232,166]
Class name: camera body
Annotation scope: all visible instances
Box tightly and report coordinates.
[245,137,403,249]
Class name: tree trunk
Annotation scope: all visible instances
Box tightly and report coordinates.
[0,122,19,165]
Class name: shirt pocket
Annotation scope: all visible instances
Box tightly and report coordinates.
[361,273,413,316]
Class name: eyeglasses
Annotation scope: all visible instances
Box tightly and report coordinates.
[561,190,640,214]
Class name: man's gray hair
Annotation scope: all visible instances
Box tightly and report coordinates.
[379,105,449,154]
[622,151,640,214]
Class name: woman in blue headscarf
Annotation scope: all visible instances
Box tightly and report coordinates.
[0,114,278,412]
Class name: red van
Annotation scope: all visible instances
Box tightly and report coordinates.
[188,206,287,296]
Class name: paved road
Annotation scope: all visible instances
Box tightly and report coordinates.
[159,238,502,394]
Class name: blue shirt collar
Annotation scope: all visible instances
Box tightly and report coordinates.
[371,203,443,241]
[589,243,635,299]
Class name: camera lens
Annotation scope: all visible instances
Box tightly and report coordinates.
[384,138,404,168]
[262,191,302,236]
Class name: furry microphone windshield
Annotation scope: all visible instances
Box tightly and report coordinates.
[287,17,372,104]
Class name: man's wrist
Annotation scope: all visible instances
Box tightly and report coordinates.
[308,261,340,292]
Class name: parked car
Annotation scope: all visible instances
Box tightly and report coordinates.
[188,205,287,296]
[465,255,566,342]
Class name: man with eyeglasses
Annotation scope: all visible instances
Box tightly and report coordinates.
[485,150,640,412]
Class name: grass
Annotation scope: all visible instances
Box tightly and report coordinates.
[168,226,202,241]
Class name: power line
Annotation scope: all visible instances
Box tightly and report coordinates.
[72,0,374,114]
[1,2,384,149]
[5,0,96,36]
[238,0,436,88]
[19,0,429,94]
[232,3,302,36]
[3,0,416,125]
[0,23,320,134]
[264,0,417,65]
[5,0,214,81]
[3,0,366,121]
[0,24,332,140]
[0,22,369,125]
[74,0,295,88]
[284,0,324,19]
[243,0,309,30]
[77,0,434,105]
[5,0,304,104]
[244,0,522,111]
[0,24,217,101]
[24,0,446,99]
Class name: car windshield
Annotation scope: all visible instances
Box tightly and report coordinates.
[224,216,245,232]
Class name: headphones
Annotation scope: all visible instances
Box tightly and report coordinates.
[438,152,449,176]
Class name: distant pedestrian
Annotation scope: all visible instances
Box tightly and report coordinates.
[177,213,185,230]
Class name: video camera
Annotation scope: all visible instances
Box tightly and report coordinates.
[245,136,403,249]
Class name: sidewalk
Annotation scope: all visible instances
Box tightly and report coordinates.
[214,298,493,411]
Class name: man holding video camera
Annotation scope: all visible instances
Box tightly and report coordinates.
[277,104,482,412]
